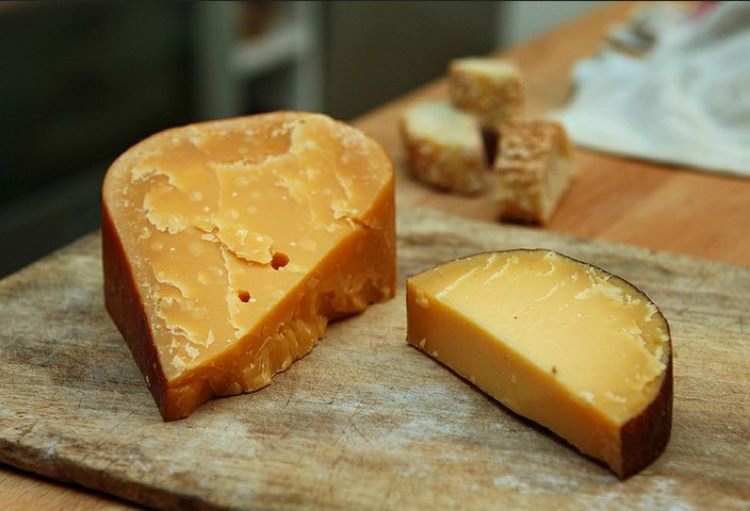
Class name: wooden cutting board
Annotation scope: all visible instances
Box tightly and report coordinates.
[0,207,748,510]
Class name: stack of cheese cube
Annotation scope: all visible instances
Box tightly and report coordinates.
[400,57,575,224]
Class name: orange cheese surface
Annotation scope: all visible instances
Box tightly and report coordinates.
[406,250,672,477]
[102,112,396,420]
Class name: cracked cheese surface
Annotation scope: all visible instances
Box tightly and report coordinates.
[104,112,395,418]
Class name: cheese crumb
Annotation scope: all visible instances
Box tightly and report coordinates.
[579,390,595,403]
[415,290,430,308]
[604,391,627,404]
[236,228,248,244]
[171,355,187,372]
[185,345,199,360]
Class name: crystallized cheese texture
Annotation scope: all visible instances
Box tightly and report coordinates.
[102,112,396,420]
[406,250,672,478]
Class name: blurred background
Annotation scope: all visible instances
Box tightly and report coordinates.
[0,0,604,278]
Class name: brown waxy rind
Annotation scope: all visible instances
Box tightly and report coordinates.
[102,204,172,418]
[618,351,673,478]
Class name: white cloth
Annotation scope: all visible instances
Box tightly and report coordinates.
[555,2,750,177]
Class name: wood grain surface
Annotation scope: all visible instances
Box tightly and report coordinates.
[1,208,749,510]
[0,466,136,511]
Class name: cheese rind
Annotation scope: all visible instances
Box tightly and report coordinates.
[406,249,672,478]
[103,112,396,420]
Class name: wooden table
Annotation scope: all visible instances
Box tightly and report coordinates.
[3,2,748,510]
[356,2,750,268]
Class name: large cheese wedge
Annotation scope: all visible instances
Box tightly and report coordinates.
[102,112,396,420]
[406,250,672,478]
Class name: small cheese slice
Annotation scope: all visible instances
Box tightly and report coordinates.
[406,250,672,478]
[103,112,396,420]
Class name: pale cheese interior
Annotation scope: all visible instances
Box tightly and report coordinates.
[453,58,521,81]
[405,101,481,149]
[407,250,669,427]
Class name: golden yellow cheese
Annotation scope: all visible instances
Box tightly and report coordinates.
[102,112,396,420]
[406,249,672,478]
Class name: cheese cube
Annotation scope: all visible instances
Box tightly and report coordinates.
[449,57,525,127]
[493,120,575,224]
[400,101,486,194]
